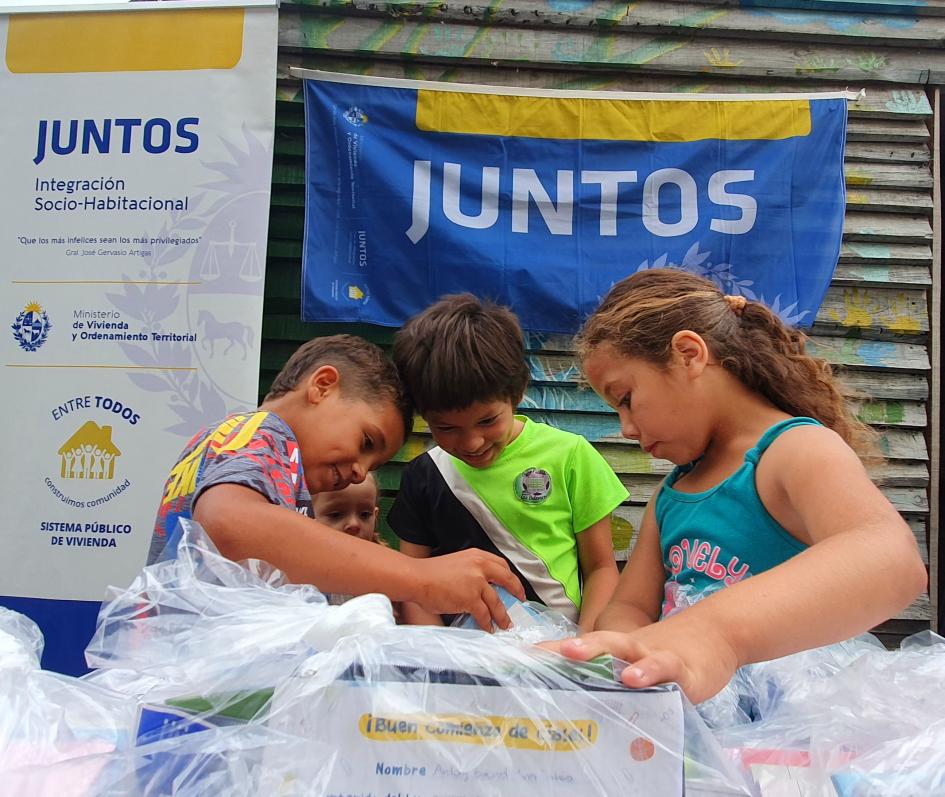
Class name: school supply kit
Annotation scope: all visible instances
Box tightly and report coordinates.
[1,520,942,795]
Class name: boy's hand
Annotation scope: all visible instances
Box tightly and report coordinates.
[539,616,739,704]
[412,550,525,632]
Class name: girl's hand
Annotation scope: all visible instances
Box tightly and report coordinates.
[541,616,740,704]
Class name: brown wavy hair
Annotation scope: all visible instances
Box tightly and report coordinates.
[577,269,877,458]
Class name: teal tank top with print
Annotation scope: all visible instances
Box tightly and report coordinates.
[655,417,821,610]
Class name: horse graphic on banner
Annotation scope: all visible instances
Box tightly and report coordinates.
[196,309,253,359]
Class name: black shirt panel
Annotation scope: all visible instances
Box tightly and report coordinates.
[388,452,542,604]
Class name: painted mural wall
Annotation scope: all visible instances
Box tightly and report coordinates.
[264,0,939,636]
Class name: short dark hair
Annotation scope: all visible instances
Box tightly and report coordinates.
[266,335,413,434]
[392,294,530,415]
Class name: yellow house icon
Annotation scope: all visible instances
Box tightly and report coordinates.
[58,421,121,480]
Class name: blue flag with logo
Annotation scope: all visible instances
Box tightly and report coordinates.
[299,72,848,332]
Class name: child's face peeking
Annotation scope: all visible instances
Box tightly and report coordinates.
[312,479,379,541]
[425,399,521,469]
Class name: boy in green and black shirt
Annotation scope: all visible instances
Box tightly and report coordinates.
[389,295,628,630]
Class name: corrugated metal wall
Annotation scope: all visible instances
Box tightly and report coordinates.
[263,0,942,639]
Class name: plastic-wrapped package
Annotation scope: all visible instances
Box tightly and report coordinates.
[451,585,579,643]
[22,513,945,797]
[712,632,945,795]
[78,524,755,795]
[5,723,336,796]
[265,624,758,796]
[0,602,336,796]
[2,522,754,796]
[0,605,44,669]
[655,581,945,795]
[0,608,137,789]
[829,716,945,796]
[77,519,756,795]
[663,582,886,732]
[697,635,886,732]
[84,518,396,703]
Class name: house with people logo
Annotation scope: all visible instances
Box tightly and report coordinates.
[58,421,122,480]
[12,301,52,352]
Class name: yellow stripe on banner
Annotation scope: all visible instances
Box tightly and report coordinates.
[415,93,812,141]
[6,8,244,74]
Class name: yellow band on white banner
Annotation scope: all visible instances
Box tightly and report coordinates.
[6,8,244,73]
[416,92,812,141]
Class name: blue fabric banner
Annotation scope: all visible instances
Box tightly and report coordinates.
[300,73,848,332]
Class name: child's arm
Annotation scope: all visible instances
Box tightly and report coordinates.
[549,427,927,702]
[397,541,446,626]
[575,516,620,632]
[193,483,525,631]
[593,495,666,633]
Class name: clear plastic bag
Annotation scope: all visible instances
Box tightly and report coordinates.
[0,520,364,795]
[0,608,136,782]
[829,715,945,796]
[450,586,579,643]
[85,519,396,704]
[266,624,757,796]
[655,582,945,794]
[5,723,336,796]
[711,629,945,794]
[79,520,756,795]
[0,605,44,670]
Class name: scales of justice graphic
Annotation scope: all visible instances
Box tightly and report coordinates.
[199,219,262,283]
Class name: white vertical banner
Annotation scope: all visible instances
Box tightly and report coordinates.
[0,0,278,673]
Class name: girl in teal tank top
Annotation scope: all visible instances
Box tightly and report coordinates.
[545,269,927,706]
[656,416,818,616]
